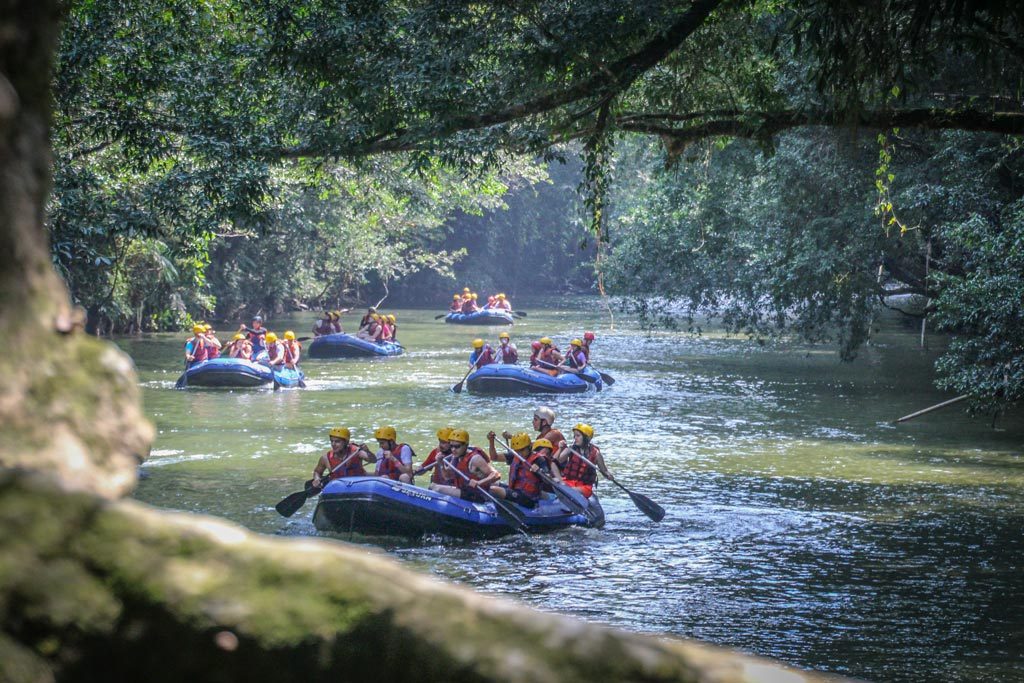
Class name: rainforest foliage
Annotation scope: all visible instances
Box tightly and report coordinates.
[50,0,1023,408]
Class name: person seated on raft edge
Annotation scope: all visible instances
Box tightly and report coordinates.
[386,314,398,342]
[312,427,376,489]
[461,293,480,314]
[378,314,394,343]
[495,293,512,311]
[449,294,463,313]
[359,306,377,329]
[264,332,286,368]
[561,338,588,371]
[429,429,500,502]
[469,338,496,369]
[202,324,223,359]
[282,330,301,369]
[330,310,347,334]
[533,337,563,376]
[184,324,209,366]
[528,340,542,366]
[313,310,334,337]
[552,423,614,499]
[497,331,518,364]
[580,331,595,360]
[239,315,267,355]
[355,313,382,342]
[416,427,456,487]
[227,333,253,360]
[485,295,497,310]
[373,426,416,484]
[487,432,561,509]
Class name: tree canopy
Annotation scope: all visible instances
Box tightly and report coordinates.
[50,0,1024,409]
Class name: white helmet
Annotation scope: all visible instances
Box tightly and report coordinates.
[533,406,556,424]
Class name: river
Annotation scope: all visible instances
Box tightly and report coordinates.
[121,298,1024,683]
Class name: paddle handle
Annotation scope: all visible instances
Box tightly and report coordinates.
[496,437,553,483]
[314,448,363,488]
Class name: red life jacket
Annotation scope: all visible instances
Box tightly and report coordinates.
[326,445,366,479]
[206,341,221,359]
[509,452,548,499]
[284,340,300,364]
[449,302,461,312]
[266,342,284,364]
[453,447,491,490]
[377,443,414,480]
[581,343,591,360]
[423,447,454,485]
[539,346,560,365]
[474,345,496,367]
[190,338,209,363]
[380,323,392,340]
[331,320,343,333]
[499,344,518,364]
[561,444,599,485]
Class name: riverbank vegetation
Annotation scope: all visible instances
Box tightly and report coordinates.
[49,0,1022,409]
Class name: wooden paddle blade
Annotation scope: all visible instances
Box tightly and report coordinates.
[627,489,665,522]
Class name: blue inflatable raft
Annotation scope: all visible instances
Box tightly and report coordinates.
[175,357,305,388]
[307,333,403,358]
[312,476,603,538]
[444,310,514,325]
[465,364,603,394]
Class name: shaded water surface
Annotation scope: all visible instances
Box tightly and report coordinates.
[125,299,1024,682]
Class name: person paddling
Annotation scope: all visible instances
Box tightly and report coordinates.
[581,331,595,360]
[495,293,512,311]
[497,332,518,364]
[553,423,614,498]
[429,429,500,502]
[418,427,456,486]
[449,295,462,313]
[373,426,415,484]
[264,332,285,367]
[313,311,334,337]
[528,340,542,367]
[469,338,496,369]
[184,324,209,366]
[534,337,562,376]
[386,314,398,342]
[227,333,252,360]
[202,324,222,359]
[488,432,560,509]
[561,339,588,370]
[532,406,566,449]
[282,330,301,369]
[239,315,267,356]
[312,427,375,488]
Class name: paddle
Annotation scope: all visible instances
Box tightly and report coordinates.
[567,446,665,522]
[275,448,363,517]
[443,459,529,535]
[174,360,189,389]
[535,359,599,385]
[451,362,478,394]
[434,313,449,320]
[512,311,527,318]
[496,437,598,525]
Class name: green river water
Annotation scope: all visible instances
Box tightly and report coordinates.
[122,298,1024,683]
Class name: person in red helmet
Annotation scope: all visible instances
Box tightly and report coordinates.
[528,340,542,367]
[581,331,596,360]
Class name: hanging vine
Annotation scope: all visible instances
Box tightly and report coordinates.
[581,97,616,329]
